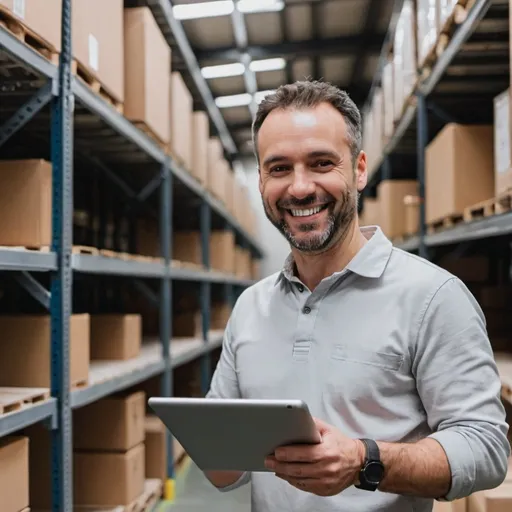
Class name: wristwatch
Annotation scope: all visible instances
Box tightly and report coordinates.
[355,439,385,491]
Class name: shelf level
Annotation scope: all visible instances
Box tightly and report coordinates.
[71,333,224,409]
[0,248,57,272]
[0,398,56,437]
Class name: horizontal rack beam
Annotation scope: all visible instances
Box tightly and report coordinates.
[71,254,167,278]
[71,335,223,409]
[0,249,57,272]
[0,398,57,437]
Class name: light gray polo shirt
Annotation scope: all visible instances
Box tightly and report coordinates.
[206,226,510,512]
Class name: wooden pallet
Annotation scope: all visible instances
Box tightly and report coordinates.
[71,379,88,390]
[0,387,50,415]
[427,213,464,234]
[2,244,99,255]
[0,6,59,64]
[133,121,167,150]
[463,189,512,222]
[72,59,123,114]
[435,0,477,57]
[171,259,206,271]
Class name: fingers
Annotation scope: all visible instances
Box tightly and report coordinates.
[273,444,325,463]
[266,459,326,479]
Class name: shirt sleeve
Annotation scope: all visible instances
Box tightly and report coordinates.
[205,308,251,492]
[412,277,510,501]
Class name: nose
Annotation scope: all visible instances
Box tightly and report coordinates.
[288,169,315,199]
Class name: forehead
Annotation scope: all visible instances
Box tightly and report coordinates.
[257,103,349,161]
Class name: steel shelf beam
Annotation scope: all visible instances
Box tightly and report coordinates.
[72,254,167,278]
[0,249,57,271]
[172,336,223,369]
[0,398,57,438]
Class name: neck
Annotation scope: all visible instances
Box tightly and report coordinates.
[291,220,367,291]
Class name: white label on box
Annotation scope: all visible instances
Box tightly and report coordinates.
[13,0,25,18]
[88,34,99,72]
[494,90,511,175]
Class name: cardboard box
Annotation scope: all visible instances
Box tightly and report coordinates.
[382,58,394,141]
[74,443,145,507]
[377,180,418,240]
[174,232,202,266]
[170,72,193,171]
[74,391,146,452]
[72,0,124,102]
[225,167,236,215]
[360,197,381,227]
[90,314,142,360]
[404,195,420,236]
[494,89,512,196]
[468,484,512,512]
[210,159,229,203]
[433,498,467,512]
[210,231,236,274]
[235,246,252,279]
[426,124,494,224]
[0,159,51,246]
[173,311,201,338]
[251,258,261,281]
[211,303,231,330]
[124,7,171,145]
[417,0,438,68]
[136,218,160,258]
[0,0,62,51]
[0,314,89,388]
[207,137,224,195]
[0,436,29,512]
[192,111,209,186]
[145,415,166,482]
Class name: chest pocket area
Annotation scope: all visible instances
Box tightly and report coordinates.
[325,344,405,402]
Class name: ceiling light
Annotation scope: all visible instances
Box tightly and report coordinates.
[215,93,252,108]
[201,62,245,79]
[250,58,286,73]
[237,0,284,14]
[173,1,234,20]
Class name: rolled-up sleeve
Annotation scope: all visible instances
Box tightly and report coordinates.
[205,307,251,492]
[413,277,510,501]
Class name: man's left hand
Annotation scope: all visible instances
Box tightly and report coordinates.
[264,417,365,496]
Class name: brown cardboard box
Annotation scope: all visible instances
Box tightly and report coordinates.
[174,232,202,266]
[211,303,231,330]
[0,314,89,388]
[72,0,124,102]
[433,498,467,512]
[210,159,229,203]
[378,180,418,240]
[416,0,438,68]
[404,195,420,236]
[468,484,512,512]
[359,197,381,227]
[74,391,145,452]
[210,231,236,274]
[0,0,62,50]
[145,415,166,482]
[225,166,236,215]
[251,258,261,281]
[494,89,512,196]
[170,72,193,171]
[137,217,160,257]
[192,111,209,186]
[74,443,145,507]
[426,124,494,224]
[173,311,201,338]
[0,436,29,512]
[0,159,51,246]
[90,314,142,360]
[124,7,171,145]
[207,137,224,195]
[235,247,252,279]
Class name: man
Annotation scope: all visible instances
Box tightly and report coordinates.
[205,80,510,511]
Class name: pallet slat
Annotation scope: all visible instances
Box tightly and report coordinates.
[463,189,512,223]
[0,387,51,415]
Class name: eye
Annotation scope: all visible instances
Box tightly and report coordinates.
[270,165,291,174]
[314,160,334,168]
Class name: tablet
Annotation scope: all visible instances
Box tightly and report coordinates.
[148,397,321,472]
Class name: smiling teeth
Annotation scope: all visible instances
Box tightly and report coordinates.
[291,206,322,217]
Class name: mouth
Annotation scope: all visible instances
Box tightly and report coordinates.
[285,204,330,219]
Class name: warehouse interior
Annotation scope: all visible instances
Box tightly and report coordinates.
[0,0,511,511]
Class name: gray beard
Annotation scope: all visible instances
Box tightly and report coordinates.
[263,189,358,254]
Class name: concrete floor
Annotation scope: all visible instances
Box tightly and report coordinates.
[159,458,251,512]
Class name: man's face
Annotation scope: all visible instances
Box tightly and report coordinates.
[257,103,367,254]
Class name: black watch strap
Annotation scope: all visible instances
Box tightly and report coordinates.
[355,438,384,492]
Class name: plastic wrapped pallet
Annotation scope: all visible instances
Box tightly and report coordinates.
[416,0,438,68]
[382,58,394,141]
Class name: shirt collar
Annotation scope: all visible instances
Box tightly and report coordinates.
[275,226,393,285]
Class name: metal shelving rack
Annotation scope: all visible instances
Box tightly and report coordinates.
[365,0,509,259]
[0,0,263,509]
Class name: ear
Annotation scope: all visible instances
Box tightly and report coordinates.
[355,151,368,192]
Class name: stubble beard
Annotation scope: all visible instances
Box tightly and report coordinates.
[263,187,358,254]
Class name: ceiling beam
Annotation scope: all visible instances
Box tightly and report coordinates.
[195,33,387,63]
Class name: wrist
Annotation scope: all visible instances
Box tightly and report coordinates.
[352,439,366,485]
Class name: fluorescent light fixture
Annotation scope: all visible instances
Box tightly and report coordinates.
[201,62,245,79]
[215,93,252,108]
[249,58,286,73]
[173,1,234,20]
[255,89,276,103]
[237,0,284,13]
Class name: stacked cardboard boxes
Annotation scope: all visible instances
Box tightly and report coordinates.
[0,436,29,512]
[170,71,193,171]
[425,124,495,225]
[192,111,210,186]
[494,89,512,196]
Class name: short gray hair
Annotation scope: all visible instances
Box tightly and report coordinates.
[252,80,362,165]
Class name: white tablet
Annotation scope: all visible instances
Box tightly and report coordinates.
[148,397,321,472]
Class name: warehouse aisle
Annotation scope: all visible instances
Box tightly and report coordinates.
[163,458,251,511]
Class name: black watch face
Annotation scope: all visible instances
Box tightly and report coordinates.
[365,461,385,483]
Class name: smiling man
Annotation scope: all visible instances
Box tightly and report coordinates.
[204,81,510,511]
